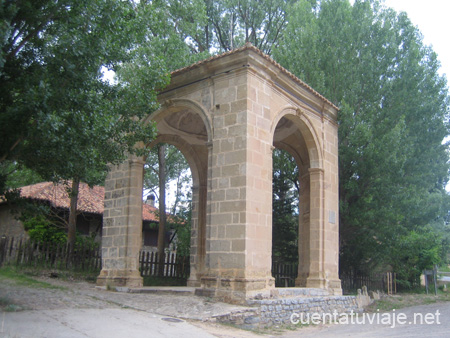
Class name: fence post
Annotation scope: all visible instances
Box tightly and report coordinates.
[394,273,397,294]
[433,265,438,296]
[0,236,5,265]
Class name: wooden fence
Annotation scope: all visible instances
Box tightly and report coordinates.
[340,271,397,294]
[1,236,394,291]
[139,250,189,279]
[0,236,189,279]
[271,260,396,294]
[0,236,101,272]
[272,261,297,287]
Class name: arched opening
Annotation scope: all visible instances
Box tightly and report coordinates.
[272,111,320,288]
[272,148,299,287]
[143,101,211,287]
[140,142,192,285]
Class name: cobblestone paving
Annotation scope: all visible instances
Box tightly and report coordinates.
[0,275,253,321]
[0,275,266,337]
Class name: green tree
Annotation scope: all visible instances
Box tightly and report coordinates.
[390,228,443,289]
[0,161,42,190]
[157,144,167,276]
[191,0,293,54]
[273,0,450,285]
[0,1,171,246]
[272,149,299,264]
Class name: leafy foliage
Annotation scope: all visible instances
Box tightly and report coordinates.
[23,214,67,244]
[273,0,450,286]
[183,0,293,54]
[0,161,43,190]
[390,228,442,289]
[0,0,191,244]
[168,208,192,257]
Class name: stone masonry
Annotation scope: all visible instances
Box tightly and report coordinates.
[97,44,342,303]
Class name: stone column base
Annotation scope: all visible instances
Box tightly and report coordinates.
[295,273,308,287]
[306,277,327,289]
[327,278,343,295]
[195,276,275,304]
[96,269,143,288]
[187,276,201,287]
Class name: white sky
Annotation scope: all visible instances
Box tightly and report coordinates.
[383,0,450,80]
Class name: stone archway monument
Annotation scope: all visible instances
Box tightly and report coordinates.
[97,44,342,303]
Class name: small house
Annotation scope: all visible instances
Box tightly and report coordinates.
[0,181,171,250]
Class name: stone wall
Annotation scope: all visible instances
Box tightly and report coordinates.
[254,296,359,326]
[214,293,360,329]
[0,205,27,239]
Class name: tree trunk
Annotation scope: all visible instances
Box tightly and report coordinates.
[157,144,167,277]
[67,177,80,248]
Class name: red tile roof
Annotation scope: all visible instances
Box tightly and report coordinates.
[16,181,159,222]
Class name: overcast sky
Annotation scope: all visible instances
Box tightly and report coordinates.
[383,0,450,80]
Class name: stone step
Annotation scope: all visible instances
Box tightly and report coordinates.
[119,286,196,295]
[270,287,331,298]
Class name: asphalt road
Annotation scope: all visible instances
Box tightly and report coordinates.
[2,301,450,338]
[1,308,218,338]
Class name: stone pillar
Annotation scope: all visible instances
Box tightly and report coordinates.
[306,168,326,288]
[197,69,274,303]
[97,157,144,288]
[323,119,342,294]
[296,143,342,295]
[187,183,207,287]
[296,172,310,287]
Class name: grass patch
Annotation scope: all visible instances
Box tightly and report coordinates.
[366,292,450,312]
[32,269,99,283]
[0,266,65,290]
[0,296,13,307]
[0,296,25,312]
[1,265,100,284]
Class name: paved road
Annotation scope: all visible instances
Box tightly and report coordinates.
[0,276,261,338]
[1,308,218,338]
[3,301,449,338]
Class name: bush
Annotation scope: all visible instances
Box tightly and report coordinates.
[391,229,442,290]
[23,215,67,244]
